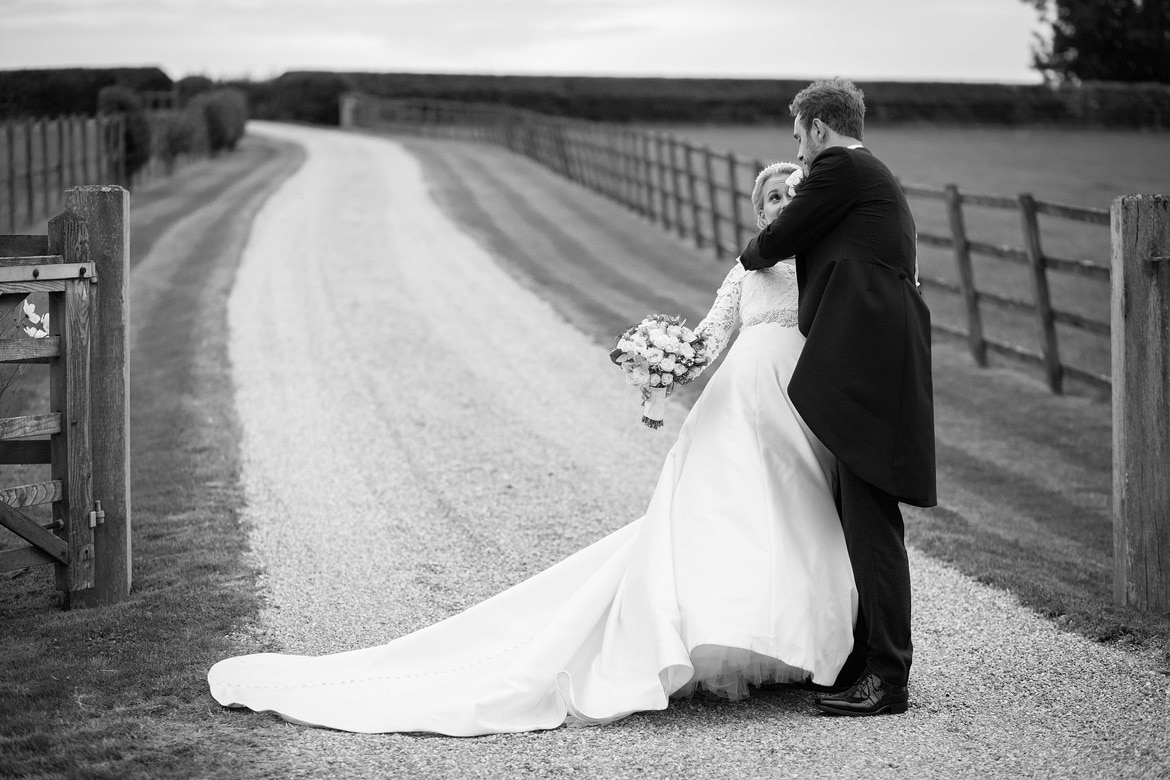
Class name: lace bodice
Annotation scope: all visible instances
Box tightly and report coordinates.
[693,260,800,361]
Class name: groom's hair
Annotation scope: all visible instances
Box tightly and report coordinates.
[790,78,866,140]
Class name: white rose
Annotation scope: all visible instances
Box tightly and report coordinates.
[661,372,674,384]
[645,347,665,365]
[678,343,695,360]
[650,333,671,349]
[659,356,676,373]
[673,363,687,375]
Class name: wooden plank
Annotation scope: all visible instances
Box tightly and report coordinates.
[1111,194,1170,612]
[703,147,722,261]
[0,254,65,265]
[962,192,1018,210]
[668,136,686,239]
[0,280,69,295]
[1019,193,1063,393]
[56,275,95,595]
[967,240,1029,263]
[25,119,34,227]
[1033,200,1110,226]
[6,123,16,233]
[0,480,63,508]
[0,262,94,284]
[726,152,746,249]
[1052,309,1110,336]
[0,440,51,463]
[58,187,126,604]
[901,182,948,200]
[656,135,671,231]
[975,289,1035,313]
[984,337,1044,365]
[916,232,953,249]
[946,183,988,367]
[0,235,49,257]
[1044,255,1111,281]
[1063,363,1111,390]
[931,320,970,339]
[0,501,67,563]
[0,544,56,573]
[0,413,61,439]
[918,274,963,294]
[0,336,60,363]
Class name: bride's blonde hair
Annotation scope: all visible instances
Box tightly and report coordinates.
[751,162,801,229]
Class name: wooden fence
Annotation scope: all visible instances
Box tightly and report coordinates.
[342,94,1113,393]
[0,108,212,236]
[0,114,127,234]
[0,186,131,608]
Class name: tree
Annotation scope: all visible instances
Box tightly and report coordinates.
[97,85,152,184]
[1026,0,1170,83]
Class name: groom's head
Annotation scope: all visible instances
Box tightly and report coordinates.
[789,78,866,168]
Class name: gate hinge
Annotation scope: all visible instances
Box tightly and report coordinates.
[88,500,105,528]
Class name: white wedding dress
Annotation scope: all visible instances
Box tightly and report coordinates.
[208,259,857,735]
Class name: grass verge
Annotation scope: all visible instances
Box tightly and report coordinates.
[0,134,306,779]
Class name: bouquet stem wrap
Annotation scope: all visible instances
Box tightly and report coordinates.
[641,386,669,430]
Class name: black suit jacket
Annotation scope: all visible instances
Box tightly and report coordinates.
[740,146,936,507]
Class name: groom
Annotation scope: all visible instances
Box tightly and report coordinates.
[739,78,936,716]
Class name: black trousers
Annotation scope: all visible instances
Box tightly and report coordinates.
[833,462,913,688]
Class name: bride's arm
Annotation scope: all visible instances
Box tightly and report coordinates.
[692,261,745,366]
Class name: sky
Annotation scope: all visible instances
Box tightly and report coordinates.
[0,0,1045,83]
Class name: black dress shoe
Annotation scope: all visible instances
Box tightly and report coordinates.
[814,671,908,716]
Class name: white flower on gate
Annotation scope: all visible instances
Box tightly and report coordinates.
[20,301,49,338]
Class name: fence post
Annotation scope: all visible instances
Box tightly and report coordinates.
[62,185,131,607]
[655,135,671,231]
[945,184,987,366]
[727,152,746,249]
[5,123,16,232]
[683,141,703,249]
[41,119,51,220]
[46,208,95,599]
[1019,193,1063,393]
[668,136,686,239]
[25,121,35,227]
[1111,194,1170,613]
[704,148,722,260]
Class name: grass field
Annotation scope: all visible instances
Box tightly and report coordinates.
[647,123,1170,388]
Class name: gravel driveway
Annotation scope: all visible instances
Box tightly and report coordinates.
[223,121,1170,779]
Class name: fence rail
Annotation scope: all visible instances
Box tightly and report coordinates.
[343,94,1114,394]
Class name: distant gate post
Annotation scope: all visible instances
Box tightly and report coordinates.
[65,185,131,607]
[1111,194,1170,613]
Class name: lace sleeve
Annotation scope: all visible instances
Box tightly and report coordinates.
[693,261,745,364]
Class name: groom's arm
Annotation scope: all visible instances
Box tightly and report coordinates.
[740,147,858,270]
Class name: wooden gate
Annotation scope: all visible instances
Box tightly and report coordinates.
[0,185,129,608]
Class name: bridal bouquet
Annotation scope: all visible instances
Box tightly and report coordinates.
[609,315,707,429]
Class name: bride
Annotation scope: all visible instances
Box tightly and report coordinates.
[208,161,857,736]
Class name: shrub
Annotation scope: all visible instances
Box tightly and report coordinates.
[97,85,152,183]
[176,75,214,107]
[153,106,209,173]
[191,88,248,154]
